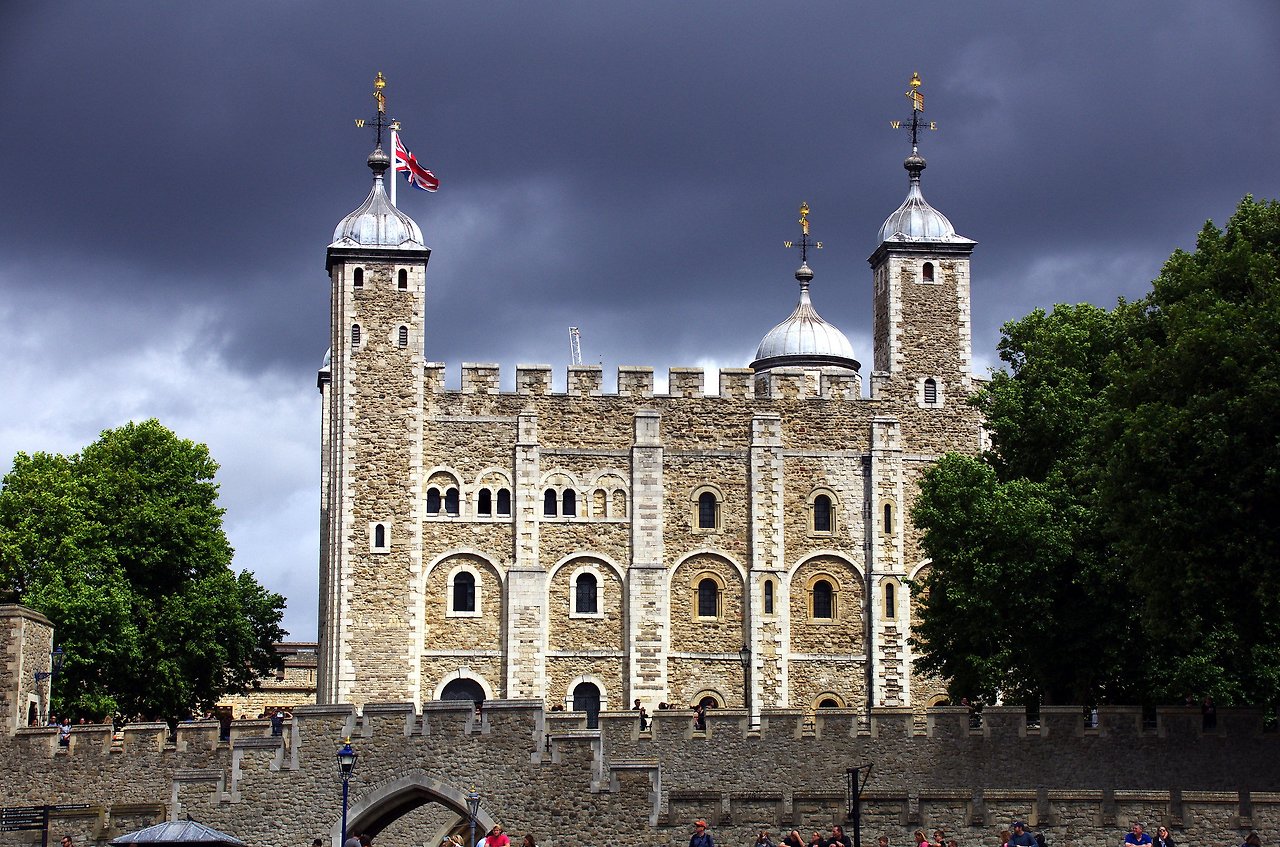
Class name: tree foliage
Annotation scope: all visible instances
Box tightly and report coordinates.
[912,196,1280,706]
[0,419,285,721]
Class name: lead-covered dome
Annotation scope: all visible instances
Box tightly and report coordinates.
[331,148,424,248]
[877,154,969,244]
[751,262,859,373]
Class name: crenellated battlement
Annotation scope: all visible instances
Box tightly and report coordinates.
[3,701,1277,847]
[421,363,868,400]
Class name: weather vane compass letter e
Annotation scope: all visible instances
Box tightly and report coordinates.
[888,71,937,152]
[783,202,824,264]
[353,71,401,147]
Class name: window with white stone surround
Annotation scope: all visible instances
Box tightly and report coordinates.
[569,563,604,619]
[918,376,944,408]
[368,521,390,554]
[447,564,482,617]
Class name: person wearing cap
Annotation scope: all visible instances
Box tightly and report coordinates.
[1008,822,1036,847]
[1123,824,1152,847]
[690,819,714,847]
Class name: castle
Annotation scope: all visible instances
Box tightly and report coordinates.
[316,92,982,717]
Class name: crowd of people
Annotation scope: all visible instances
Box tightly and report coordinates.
[689,819,1271,847]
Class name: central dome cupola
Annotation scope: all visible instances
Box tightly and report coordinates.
[751,204,859,374]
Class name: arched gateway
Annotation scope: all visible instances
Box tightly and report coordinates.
[339,771,497,847]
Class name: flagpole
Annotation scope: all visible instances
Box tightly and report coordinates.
[390,129,398,208]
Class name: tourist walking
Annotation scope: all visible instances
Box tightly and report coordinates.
[1009,822,1036,847]
[1151,827,1173,847]
[755,830,774,847]
[690,819,714,847]
[1122,824,1151,847]
[829,826,851,847]
[914,830,929,847]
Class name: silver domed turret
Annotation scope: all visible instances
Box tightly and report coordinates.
[876,153,969,243]
[330,147,424,249]
[751,260,859,374]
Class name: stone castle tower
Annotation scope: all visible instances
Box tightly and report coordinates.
[316,126,981,717]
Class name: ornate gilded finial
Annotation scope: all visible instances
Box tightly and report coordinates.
[354,72,399,151]
[891,72,937,152]
[784,202,823,265]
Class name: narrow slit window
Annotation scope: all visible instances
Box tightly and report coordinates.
[543,488,557,517]
[763,580,775,615]
[373,524,386,549]
[398,325,409,348]
[884,583,896,618]
[924,377,938,405]
[812,580,834,619]
[444,487,460,516]
[478,488,492,516]
[575,572,598,614]
[922,262,934,282]
[884,503,893,535]
[697,491,718,530]
[562,489,576,517]
[351,324,361,347]
[813,494,832,533]
[453,572,476,613]
[353,267,364,288]
[496,488,511,516]
[697,578,719,618]
[397,268,408,289]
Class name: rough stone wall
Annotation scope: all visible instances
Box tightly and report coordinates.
[0,605,53,732]
[3,703,1279,847]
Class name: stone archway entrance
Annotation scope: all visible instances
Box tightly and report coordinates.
[571,681,601,729]
[340,772,496,847]
[440,678,487,708]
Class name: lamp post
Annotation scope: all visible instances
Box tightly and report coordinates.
[337,740,358,845]
[34,646,66,724]
[466,788,481,847]
[738,642,751,718]
[846,764,872,847]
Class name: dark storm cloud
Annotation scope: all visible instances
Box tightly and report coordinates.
[2,0,1277,635]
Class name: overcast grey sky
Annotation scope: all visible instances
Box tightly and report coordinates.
[2,2,1277,639]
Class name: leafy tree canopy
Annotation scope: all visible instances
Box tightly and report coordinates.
[0,419,285,721]
[912,196,1280,707]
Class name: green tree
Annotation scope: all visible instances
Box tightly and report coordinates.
[0,420,285,721]
[1103,196,1280,704]
[911,304,1143,705]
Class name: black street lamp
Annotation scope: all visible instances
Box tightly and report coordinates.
[466,788,481,847]
[34,646,66,724]
[738,643,751,717]
[846,764,872,847]
[337,740,358,845]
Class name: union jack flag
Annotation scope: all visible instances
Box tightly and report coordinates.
[394,132,439,192]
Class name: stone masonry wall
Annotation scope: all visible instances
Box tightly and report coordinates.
[1,702,1278,847]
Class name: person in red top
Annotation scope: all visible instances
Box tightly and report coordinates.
[487,827,511,847]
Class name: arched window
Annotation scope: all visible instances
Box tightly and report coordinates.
[478,488,492,516]
[612,490,626,517]
[922,261,934,282]
[763,579,775,615]
[374,524,386,549]
[812,579,834,619]
[543,488,557,517]
[813,494,832,533]
[353,267,364,288]
[444,487,460,516]
[924,377,938,405]
[496,488,511,516]
[426,488,441,514]
[398,325,409,348]
[397,268,408,289]
[884,503,894,534]
[884,582,897,618]
[593,489,607,516]
[575,572,598,614]
[453,571,476,613]
[697,577,720,618]
[697,491,719,530]
[562,488,576,517]
[818,698,840,708]
[351,324,361,346]
[572,681,601,729]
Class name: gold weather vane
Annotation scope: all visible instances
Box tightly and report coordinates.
[783,202,823,263]
[889,71,937,151]
[353,71,401,147]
